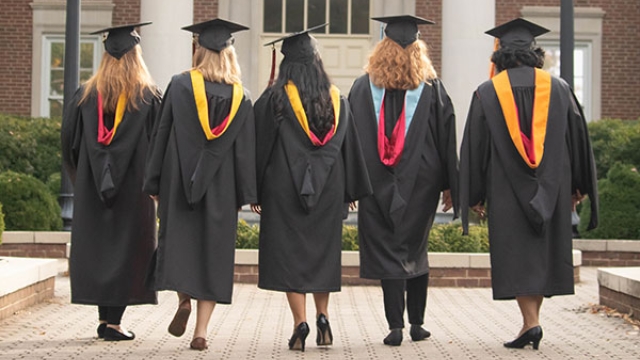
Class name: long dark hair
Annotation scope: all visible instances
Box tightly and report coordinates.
[491,46,546,73]
[272,54,334,139]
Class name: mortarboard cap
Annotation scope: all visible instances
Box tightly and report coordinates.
[90,22,151,60]
[182,18,249,52]
[372,15,434,48]
[485,18,549,50]
[264,23,328,63]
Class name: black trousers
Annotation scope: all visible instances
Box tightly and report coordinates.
[98,306,127,325]
[381,273,429,329]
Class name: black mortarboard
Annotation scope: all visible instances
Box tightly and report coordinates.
[182,18,249,52]
[485,18,549,50]
[264,23,328,63]
[372,15,434,48]
[90,22,151,60]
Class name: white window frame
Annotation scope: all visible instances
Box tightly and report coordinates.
[266,0,370,35]
[538,40,593,121]
[41,35,102,118]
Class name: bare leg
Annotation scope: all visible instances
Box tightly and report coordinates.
[193,300,216,340]
[313,292,330,319]
[286,292,307,327]
[515,295,543,336]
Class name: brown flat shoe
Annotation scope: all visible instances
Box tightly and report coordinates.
[190,337,208,351]
[168,298,191,337]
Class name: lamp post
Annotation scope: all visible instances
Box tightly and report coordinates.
[560,0,574,87]
[60,0,80,230]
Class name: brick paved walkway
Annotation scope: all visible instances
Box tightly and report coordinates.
[0,267,639,359]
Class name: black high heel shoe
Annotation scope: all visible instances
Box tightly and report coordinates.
[503,326,543,350]
[316,314,333,346]
[288,322,310,351]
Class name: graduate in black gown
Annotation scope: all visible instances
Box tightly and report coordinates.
[348,16,459,346]
[252,24,371,352]
[143,19,256,351]
[460,18,598,350]
[61,22,160,341]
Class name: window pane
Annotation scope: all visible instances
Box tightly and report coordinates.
[264,0,283,32]
[286,0,304,32]
[50,70,64,96]
[49,100,63,118]
[80,70,93,83]
[80,42,94,68]
[50,42,64,68]
[329,0,347,34]
[308,0,326,28]
[351,0,369,34]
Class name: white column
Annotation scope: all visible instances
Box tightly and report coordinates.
[218,0,257,96]
[441,0,495,147]
[140,0,193,91]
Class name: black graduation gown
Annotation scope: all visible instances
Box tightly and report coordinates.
[61,86,160,306]
[254,87,371,293]
[348,74,459,280]
[460,66,598,300]
[143,73,256,303]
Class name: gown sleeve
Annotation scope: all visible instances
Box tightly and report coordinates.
[460,91,491,234]
[433,79,460,218]
[341,97,372,203]
[61,87,84,184]
[143,82,174,196]
[233,95,258,207]
[253,89,280,204]
[566,90,599,230]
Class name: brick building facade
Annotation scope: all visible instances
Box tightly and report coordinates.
[0,0,637,122]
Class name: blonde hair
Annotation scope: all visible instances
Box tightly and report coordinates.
[192,43,242,84]
[365,37,437,90]
[80,44,158,112]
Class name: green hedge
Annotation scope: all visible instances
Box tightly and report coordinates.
[236,220,489,253]
[0,114,62,183]
[0,171,62,231]
[588,119,640,179]
[579,163,640,239]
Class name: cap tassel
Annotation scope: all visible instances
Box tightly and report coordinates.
[267,45,276,87]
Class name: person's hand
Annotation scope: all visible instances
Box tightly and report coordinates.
[441,190,452,212]
[150,195,159,202]
[251,204,262,215]
[572,190,585,211]
[471,202,486,218]
[349,201,357,211]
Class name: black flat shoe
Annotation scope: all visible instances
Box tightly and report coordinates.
[103,327,135,341]
[410,325,431,341]
[97,323,107,339]
[316,314,333,346]
[504,326,543,350]
[383,328,403,346]
[288,322,310,352]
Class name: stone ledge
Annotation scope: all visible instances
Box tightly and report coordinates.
[574,239,640,253]
[598,267,640,318]
[0,257,58,321]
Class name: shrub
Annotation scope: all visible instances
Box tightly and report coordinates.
[342,225,359,250]
[0,171,62,231]
[588,119,640,179]
[579,163,640,239]
[46,172,62,197]
[0,114,62,182]
[236,219,260,249]
[429,222,489,253]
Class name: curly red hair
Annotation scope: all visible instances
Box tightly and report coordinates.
[365,38,437,90]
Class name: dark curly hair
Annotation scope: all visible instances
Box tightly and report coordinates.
[272,54,334,139]
[491,46,546,73]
